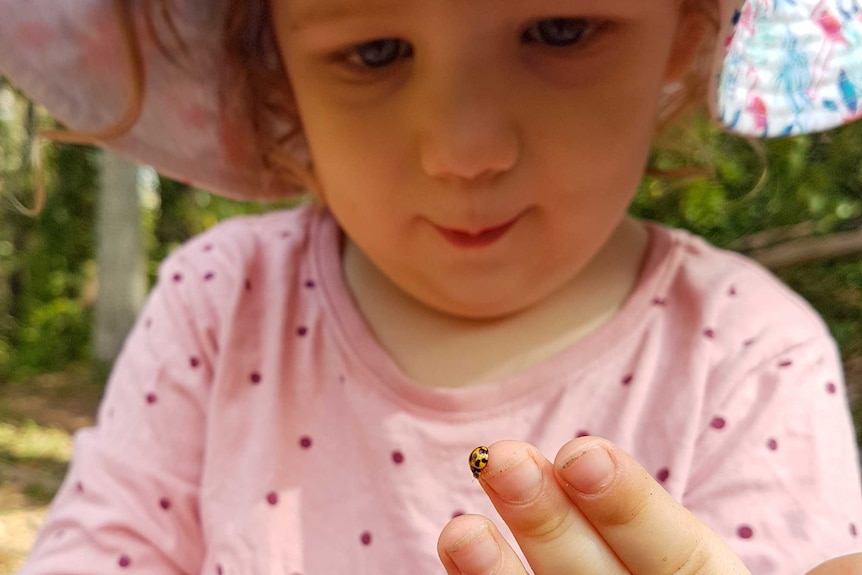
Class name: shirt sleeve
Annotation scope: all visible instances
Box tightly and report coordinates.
[684,334,862,575]
[18,251,218,574]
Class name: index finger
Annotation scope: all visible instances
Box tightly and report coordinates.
[554,437,751,575]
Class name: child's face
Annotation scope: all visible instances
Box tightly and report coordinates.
[273,1,699,319]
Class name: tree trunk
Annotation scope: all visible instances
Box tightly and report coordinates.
[94,151,145,364]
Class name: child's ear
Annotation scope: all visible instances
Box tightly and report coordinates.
[663,5,711,84]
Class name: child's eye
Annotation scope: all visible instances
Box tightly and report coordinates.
[522,18,597,47]
[344,39,413,70]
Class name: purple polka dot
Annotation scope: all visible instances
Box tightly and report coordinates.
[160,497,171,510]
[652,298,667,306]
[767,438,779,451]
[145,318,153,329]
[304,280,316,289]
[575,430,590,438]
[266,492,279,505]
[656,468,671,483]
[704,328,716,339]
[729,286,737,296]
[281,231,292,239]
[297,326,308,337]
[173,273,183,283]
[778,359,793,368]
[203,244,214,252]
[392,451,405,464]
[204,272,216,281]
[119,555,132,567]
[827,382,837,394]
[851,523,858,537]
[190,357,200,368]
[452,510,465,518]
[743,339,756,347]
[710,417,726,430]
[146,393,158,405]
[621,374,634,386]
[737,525,754,539]
[299,436,313,449]
[216,565,224,575]
[76,481,84,493]
[360,531,372,546]
[250,372,262,385]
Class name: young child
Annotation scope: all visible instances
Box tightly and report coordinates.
[2,0,861,574]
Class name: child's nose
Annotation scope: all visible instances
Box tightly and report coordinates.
[417,70,519,186]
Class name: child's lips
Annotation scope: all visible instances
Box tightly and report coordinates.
[434,214,521,249]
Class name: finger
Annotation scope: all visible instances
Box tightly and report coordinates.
[437,514,529,575]
[476,441,628,575]
[805,554,862,575]
[554,437,751,575]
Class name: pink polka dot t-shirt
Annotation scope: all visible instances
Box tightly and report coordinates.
[19,205,862,574]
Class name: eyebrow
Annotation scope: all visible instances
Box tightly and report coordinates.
[288,3,398,32]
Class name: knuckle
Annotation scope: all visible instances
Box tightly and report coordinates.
[604,487,656,527]
[666,535,715,575]
[516,501,578,544]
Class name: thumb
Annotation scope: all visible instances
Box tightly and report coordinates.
[553,437,751,575]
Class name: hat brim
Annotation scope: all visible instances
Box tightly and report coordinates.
[1,0,860,201]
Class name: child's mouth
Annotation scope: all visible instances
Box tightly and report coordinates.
[434,216,520,249]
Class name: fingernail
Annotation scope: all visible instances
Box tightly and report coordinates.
[560,447,615,494]
[446,523,500,574]
[483,451,543,503]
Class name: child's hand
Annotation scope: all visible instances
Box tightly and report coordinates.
[438,437,752,575]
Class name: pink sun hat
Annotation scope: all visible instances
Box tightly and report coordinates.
[0,0,860,202]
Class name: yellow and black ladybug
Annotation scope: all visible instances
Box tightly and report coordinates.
[469,446,490,478]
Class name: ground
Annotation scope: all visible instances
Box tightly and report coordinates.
[0,361,860,574]
[0,365,102,574]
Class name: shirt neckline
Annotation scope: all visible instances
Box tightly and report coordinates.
[310,208,679,417]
